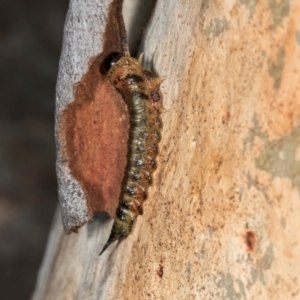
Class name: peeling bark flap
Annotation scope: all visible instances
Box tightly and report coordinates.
[61,55,129,219]
[56,0,129,232]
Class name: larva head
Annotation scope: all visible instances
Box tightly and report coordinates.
[106,56,141,89]
[101,52,124,74]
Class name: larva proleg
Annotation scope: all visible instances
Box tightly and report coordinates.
[99,52,163,255]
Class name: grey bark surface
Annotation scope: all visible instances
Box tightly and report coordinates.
[34,0,300,299]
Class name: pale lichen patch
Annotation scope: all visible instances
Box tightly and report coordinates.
[245,115,300,196]
[205,17,229,41]
[268,0,290,30]
[296,30,300,46]
[255,121,300,195]
[216,272,246,300]
[268,47,285,90]
[239,0,258,18]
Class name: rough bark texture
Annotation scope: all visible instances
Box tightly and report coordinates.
[34,0,300,299]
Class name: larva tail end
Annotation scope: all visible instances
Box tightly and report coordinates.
[99,240,113,256]
[99,215,134,255]
[99,243,109,256]
[99,232,118,256]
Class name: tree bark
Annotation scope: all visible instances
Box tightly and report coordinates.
[34,0,300,299]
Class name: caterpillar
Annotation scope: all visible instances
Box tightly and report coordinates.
[99,52,164,255]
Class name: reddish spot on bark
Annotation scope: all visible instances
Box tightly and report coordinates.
[157,264,164,278]
[157,257,164,278]
[243,230,256,252]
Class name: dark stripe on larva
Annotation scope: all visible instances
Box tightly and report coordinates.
[132,90,149,100]
[99,54,163,255]
[125,74,144,84]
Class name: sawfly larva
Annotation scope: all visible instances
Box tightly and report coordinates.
[99,52,164,255]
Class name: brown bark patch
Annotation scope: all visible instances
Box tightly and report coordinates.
[61,54,129,218]
[243,230,256,252]
[157,264,164,278]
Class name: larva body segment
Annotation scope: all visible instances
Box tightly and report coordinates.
[100,54,163,255]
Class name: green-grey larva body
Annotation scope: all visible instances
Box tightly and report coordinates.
[100,54,163,255]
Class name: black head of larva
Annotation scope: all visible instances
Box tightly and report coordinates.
[101,52,123,74]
